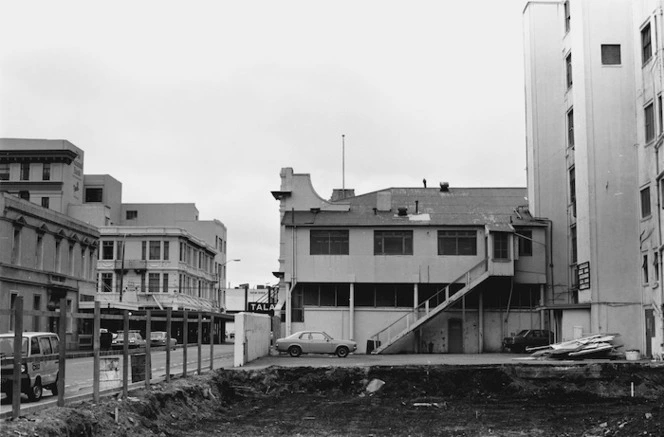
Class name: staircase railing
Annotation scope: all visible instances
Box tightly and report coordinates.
[368,258,489,353]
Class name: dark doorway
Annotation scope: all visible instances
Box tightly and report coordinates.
[448,318,463,353]
[645,308,655,358]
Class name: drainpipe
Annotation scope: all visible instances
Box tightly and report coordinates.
[349,283,354,341]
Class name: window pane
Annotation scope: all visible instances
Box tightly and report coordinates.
[85,188,103,203]
[319,284,336,306]
[518,230,533,256]
[646,103,655,142]
[493,233,509,259]
[0,163,9,180]
[355,284,374,306]
[303,284,319,306]
[102,241,114,260]
[641,187,652,218]
[438,231,476,255]
[310,230,349,255]
[642,24,652,63]
[336,285,350,306]
[375,284,395,307]
[374,231,413,255]
[148,273,159,293]
[395,284,412,307]
[601,44,621,65]
[149,241,161,260]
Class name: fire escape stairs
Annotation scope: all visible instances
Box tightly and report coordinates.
[369,259,493,354]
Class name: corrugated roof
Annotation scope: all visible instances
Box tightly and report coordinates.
[282,187,541,227]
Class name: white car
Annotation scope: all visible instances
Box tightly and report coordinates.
[0,332,60,402]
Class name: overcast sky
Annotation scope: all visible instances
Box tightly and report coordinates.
[0,1,528,288]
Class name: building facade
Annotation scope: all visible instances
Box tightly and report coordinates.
[0,192,99,348]
[523,0,663,355]
[272,168,549,354]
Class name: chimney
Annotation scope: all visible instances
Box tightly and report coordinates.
[330,188,355,201]
[439,182,449,192]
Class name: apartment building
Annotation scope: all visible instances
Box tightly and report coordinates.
[523,0,658,355]
[272,168,549,354]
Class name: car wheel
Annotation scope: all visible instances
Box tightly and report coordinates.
[27,378,43,402]
[336,346,349,358]
[288,346,302,357]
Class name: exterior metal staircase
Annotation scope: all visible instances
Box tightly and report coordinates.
[368,258,492,354]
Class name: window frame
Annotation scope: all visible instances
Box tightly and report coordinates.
[20,163,29,181]
[0,163,9,181]
[565,52,573,88]
[437,230,477,256]
[492,232,510,260]
[564,0,570,33]
[600,44,621,65]
[149,241,161,260]
[641,186,652,218]
[642,22,653,65]
[645,102,655,143]
[567,108,574,148]
[517,230,533,257]
[374,230,413,255]
[310,229,349,255]
[42,163,51,181]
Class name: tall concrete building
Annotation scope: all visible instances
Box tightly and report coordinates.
[523,0,663,355]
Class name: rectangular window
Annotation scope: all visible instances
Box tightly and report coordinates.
[643,254,649,284]
[374,230,413,255]
[438,230,477,255]
[601,44,621,65]
[565,52,572,88]
[55,239,61,272]
[567,109,574,148]
[655,252,660,282]
[646,103,655,143]
[569,167,576,217]
[19,191,29,201]
[149,241,161,260]
[41,197,50,209]
[162,273,169,293]
[659,95,663,135]
[20,163,29,181]
[570,225,578,264]
[292,288,304,322]
[32,295,41,331]
[42,163,51,181]
[140,273,146,292]
[101,273,113,292]
[564,0,570,32]
[642,22,652,64]
[517,230,533,256]
[149,273,160,293]
[36,234,43,269]
[116,240,124,260]
[84,188,103,203]
[0,163,9,180]
[142,241,147,260]
[126,210,137,220]
[68,243,74,275]
[163,241,170,260]
[641,186,652,218]
[310,230,349,255]
[355,284,375,306]
[102,240,114,260]
[11,227,21,264]
[493,233,509,260]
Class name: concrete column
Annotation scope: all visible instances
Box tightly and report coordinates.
[349,283,355,340]
[413,283,419,309]
[478,291,484,353]
[540,284,546,330]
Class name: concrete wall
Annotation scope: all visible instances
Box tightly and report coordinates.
[121,203,199,226]
[234,312,271,367]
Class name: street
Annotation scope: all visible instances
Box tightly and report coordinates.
[0,344,234,416]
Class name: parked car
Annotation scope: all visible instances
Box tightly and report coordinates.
[503,329,554,353]
[0,332,60,402]
[150,331,177,349]
[275,331,357,358]
[112,330,146,349]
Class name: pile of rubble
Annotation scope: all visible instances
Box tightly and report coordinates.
[527,333,625,360]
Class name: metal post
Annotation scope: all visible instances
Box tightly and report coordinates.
[57,298,66,407]
[197,313,202,375]
[145,309,151,389]
[209,314,214,371]
[12,296,23,418]
[166,308,172,383]
[122,309,129,398]
[183,310,188,377]
[93,301,100,403]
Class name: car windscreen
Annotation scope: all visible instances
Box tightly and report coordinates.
[0,338,28,356]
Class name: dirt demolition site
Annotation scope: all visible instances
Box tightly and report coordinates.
[2,362,664,437]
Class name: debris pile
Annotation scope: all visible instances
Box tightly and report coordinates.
[527,333,623,359]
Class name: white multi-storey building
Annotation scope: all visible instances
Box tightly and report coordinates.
[523,0,664,356]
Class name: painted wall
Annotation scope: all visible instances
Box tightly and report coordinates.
[234,312,271,367]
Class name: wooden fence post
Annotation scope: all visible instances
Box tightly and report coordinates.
[57,298,66,407]
[209,314,214,371]
[166,308,171,383]
[183,310,188,377]
[12,296,23,418]
[93,301,100,403]
[122,309,129,398]
[145,309,151,389]
[197,313,202,375]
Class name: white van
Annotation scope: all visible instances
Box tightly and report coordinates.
[0,332,60,402]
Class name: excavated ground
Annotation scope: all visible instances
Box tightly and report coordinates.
[2,363,664,436]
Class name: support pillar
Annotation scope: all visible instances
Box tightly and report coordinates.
[349,283,355,340]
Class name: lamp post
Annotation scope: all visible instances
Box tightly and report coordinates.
[219,259,240,310]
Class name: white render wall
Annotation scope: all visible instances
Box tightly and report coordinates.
[234,312,271,367]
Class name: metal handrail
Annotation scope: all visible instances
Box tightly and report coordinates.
[368,258,489,352]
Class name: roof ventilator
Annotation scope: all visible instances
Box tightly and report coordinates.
[398,207,408,216]
[440,182,449,192]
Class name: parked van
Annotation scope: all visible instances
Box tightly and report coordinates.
[0,332,60,402]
